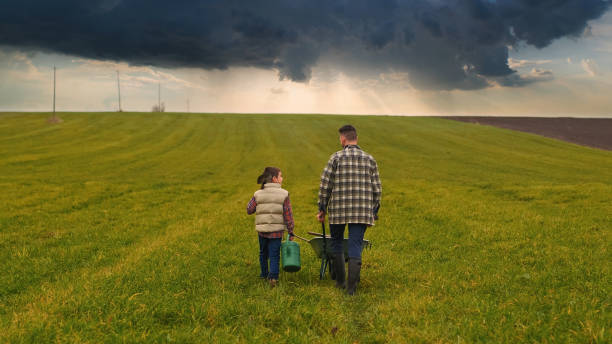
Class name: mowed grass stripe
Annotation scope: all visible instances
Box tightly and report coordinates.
[1,113,610,343]
[4,217,204,332]
[1,115,229,304]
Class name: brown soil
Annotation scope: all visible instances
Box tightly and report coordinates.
[442,117,612,151]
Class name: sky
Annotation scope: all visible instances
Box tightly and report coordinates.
[1,0,611,116]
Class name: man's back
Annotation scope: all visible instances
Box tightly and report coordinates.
[318,144,381,225]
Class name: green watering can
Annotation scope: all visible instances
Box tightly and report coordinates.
[281,233,301,272]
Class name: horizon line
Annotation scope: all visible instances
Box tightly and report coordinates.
[1,111,612,119]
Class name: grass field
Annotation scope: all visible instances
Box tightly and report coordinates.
[0,112,610,343]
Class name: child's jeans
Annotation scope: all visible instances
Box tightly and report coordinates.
[258,236,282,280]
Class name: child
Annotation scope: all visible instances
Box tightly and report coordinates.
[246,167,295,287]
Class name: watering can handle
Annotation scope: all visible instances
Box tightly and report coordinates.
[286,231,296,242]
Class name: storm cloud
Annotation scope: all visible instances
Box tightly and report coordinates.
[1,0,609,90]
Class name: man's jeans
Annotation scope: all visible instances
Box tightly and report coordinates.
[258,236,282,279]
[329,223,367,259]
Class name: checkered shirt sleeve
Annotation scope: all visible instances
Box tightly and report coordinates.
[371,158,382,218]
[318,154,337,212]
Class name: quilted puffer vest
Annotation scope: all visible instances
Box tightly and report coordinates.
[253,183,289,232]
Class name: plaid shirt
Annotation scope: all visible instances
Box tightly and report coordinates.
[247,195,294,239]
[318,144,381,225]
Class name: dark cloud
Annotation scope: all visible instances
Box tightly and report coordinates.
[498,0,611,48]
[0,0,609,90]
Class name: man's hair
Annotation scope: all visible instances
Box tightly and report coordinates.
[338,125,357,141]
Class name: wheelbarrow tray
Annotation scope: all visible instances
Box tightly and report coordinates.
[308,237,371,259]
[308,237,371,280]
[293,227,372,280]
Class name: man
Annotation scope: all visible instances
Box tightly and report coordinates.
[317,125,382,295]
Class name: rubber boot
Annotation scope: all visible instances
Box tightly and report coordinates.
[346,258,362,295]
[332,253,346,289]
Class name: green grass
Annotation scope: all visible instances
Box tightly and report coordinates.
[0,112,610,343]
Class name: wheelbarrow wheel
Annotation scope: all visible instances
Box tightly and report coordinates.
[320,257,327,279]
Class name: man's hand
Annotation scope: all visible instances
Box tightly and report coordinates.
[316,211,326,223]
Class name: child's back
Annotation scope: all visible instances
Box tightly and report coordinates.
[246,167,294,287]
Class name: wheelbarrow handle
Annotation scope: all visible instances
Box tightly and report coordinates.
[292,234,310,242]
[307,231,331,238]
[321,222,328,255]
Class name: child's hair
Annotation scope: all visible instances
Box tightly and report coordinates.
[257,167,281,189]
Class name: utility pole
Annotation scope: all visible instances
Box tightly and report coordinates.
[116,70,122,112]
[53,65,56,118]
[48,65,62,123]
[158,82,161,112]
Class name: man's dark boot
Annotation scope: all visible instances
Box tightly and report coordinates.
[346,258,362,295]
[332,253,346,289]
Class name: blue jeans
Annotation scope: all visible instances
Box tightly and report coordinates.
[329,223,367,259]
[258,236,281,279]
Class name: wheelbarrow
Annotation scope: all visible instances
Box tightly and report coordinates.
[293,223,371,279]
